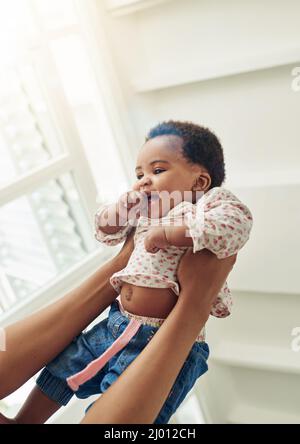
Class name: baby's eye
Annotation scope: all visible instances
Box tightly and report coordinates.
[136,174,143,180]
[154,168,165,175]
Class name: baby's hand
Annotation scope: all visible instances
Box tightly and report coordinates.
[144,227,169,253]
[118,191,147,224]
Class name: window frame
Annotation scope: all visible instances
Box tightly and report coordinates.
[0,0,125,324]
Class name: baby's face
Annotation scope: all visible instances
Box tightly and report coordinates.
[133,135,208,218]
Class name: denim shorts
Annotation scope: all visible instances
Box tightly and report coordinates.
[36,300,210,424]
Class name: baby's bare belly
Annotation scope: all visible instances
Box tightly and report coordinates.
[120,282,178,318]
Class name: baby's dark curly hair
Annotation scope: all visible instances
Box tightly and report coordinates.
[145,120,225,189]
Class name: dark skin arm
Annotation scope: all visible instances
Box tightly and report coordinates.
[0,233,135,400]
[81,249,236,423]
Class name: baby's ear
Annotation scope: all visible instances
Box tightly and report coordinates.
[192,173,211,192]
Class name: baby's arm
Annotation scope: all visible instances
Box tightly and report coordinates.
[144,188,253,257]
[183,188,253,258]
[143,224,192,253]
[95,191,144,246]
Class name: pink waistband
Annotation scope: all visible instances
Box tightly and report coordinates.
[117,297,205,343]
[117,298,165,328]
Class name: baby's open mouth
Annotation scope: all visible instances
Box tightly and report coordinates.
[147,192,160,205]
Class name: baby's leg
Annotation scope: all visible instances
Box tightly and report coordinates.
[0,412,17,424]
[14,386,61,424]
[0,386,60,424]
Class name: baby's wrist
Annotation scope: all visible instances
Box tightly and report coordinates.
[164,226,175,246]
[116,203,128,225]
[164,225,193,248]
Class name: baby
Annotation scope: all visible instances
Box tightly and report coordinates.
[18,121,253,424]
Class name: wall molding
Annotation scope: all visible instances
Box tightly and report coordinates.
[211,341,300,375]
[133,47,300,93]
[105,0,172,16]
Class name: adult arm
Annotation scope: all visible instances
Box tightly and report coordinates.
[0,234,134,399]
[81,249,236,423]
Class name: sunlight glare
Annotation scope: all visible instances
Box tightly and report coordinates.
[0,0,35,66]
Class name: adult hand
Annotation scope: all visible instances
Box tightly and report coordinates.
[177,248,237,316]
[115,228,135,269]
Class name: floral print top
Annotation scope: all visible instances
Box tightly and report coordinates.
[95,187,253,319]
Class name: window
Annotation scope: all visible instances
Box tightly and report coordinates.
[0,173,95,315]
[0,0,128,319]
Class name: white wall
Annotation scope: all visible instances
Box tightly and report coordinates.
[95,0,300,294]
[78,0,300,423]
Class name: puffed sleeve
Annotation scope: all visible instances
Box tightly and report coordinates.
[184,187,253,258]
[210,282,233,318]
[94,204,133,246]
